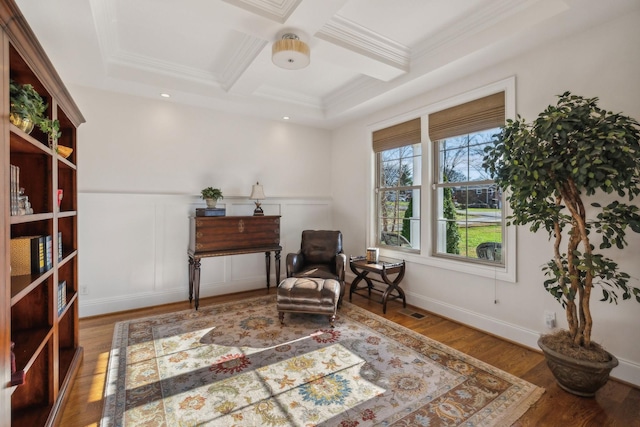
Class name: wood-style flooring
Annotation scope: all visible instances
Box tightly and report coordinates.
[60,288,640,426]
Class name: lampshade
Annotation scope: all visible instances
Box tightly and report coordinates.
[249,182,266,200]
[272,33,310,70]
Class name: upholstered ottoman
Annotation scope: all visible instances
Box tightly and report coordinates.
[277,277,340,327]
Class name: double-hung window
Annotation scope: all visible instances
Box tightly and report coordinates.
[373,118,421,250]
[429,92,505,265]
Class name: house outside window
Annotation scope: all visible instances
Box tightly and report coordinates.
[429,92,505,265]
[373,118,421,250]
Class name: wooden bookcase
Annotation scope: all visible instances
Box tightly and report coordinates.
[1,1,85,425]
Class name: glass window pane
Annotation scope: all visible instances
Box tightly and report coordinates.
[433,127,503,264]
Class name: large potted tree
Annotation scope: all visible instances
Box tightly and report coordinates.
[483,92,640,396]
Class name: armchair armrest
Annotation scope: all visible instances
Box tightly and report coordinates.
[336,253,347,281]
[286,252,305,277]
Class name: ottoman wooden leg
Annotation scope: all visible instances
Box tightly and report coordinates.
[279,311,285,325]
[329,314,335,328]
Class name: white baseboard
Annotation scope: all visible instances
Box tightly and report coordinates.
[79,280,270,318]
[344,271,639,387]
[405,291,640,388]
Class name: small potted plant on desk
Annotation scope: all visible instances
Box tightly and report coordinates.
[201,187,223,208]
[483,91,640,397]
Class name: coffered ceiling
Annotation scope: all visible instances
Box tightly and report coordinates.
[15,0,639,128]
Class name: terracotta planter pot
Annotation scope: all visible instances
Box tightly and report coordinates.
[537,337,618,397]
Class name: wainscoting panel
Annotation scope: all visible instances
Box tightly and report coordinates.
[78,193,332,316]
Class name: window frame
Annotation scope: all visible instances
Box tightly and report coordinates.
[368,76,516,282]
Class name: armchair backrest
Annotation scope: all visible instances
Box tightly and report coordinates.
[300,230,343,264]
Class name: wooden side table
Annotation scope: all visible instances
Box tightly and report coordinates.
[349,255,406,314]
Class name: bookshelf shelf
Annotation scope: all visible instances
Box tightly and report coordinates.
[2,1,85,425]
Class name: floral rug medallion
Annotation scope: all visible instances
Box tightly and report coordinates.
[101,295,543,426]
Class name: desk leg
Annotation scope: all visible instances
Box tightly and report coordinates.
[188,256,194,304]
[264,252,271,289]
[275,250,281,285]
[193,258,201,310]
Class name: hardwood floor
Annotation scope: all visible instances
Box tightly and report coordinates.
[60,288,639,427]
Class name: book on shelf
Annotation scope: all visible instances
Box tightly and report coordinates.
[57,280,67,315]
[196,207,226,217]
[58,231,63,262]
[10,164,19,216]
[45,234,53,271]
[10,235,48,276]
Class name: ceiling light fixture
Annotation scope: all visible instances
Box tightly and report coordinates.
[160,93,171,98]
[272,33,310,70]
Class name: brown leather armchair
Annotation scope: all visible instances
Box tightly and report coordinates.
[286,230,346,306]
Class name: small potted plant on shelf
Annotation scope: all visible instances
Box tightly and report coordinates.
[9,79,61,143]
[483,91,640,396]
[201,187,223,208]
[9,79,45,134]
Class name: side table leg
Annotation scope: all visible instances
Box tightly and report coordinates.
[193,258,201,310]
[265,252,271,289]
[275,250,281,285]
[188,256,194,305]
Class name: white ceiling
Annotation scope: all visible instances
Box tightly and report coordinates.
[15,0,640,129]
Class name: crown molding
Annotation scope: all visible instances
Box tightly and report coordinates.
[222,0,302,23]
[253,84,322,109]
[316,15,410,72]
[412,0,536,60]
[220,35,268,92]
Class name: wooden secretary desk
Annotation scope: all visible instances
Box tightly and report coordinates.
[188,215,282,309]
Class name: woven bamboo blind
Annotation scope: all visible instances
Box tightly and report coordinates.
[372,118,421,152]
[428,92,504,141]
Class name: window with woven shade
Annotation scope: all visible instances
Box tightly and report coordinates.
[373,118,421,250]
[429,92,505,264]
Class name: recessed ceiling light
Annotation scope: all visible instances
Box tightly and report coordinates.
[160,93,171,98]
[283,116,290,120]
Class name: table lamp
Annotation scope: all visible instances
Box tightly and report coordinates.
[249,182,266,216]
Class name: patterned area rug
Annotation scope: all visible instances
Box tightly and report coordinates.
[101,296,543,426]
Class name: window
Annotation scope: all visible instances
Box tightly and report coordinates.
[429,92,505,265]
[373,119,421,250]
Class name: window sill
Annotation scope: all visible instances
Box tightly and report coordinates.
[379,247,515,283]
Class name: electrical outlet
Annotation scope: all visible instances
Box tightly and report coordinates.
[80,286,89,295]
[544,310,556,329]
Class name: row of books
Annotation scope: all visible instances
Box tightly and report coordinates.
[9,232,63,276]
[58,281,67,315]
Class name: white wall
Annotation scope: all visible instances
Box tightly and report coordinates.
[72,10,640,386]
[332,11,640,387]
[74,86,335,316]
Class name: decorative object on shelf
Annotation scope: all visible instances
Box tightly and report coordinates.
[249,181,266,216]
[17,187,33,215]
[57,189,63,208]
[272,32,310,69]
[9,78,61,141]
[10,341,25,386]
[366,247,379,264]
[200,187,223,208]
[56,145,73,158]
[483,91,640,396]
